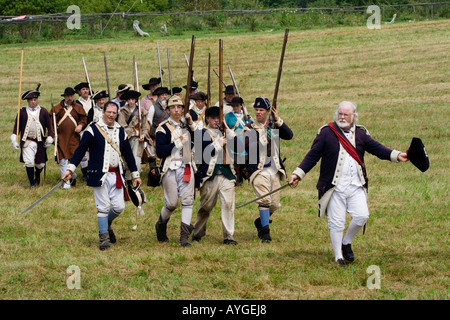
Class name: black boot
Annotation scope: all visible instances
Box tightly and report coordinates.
[99,232,110,251]
[34,166,43,186]
[342,243,354,262]
[155,215,169,242]
[26,167,35,187]
[180,222,194,247]
[261,225,272,243]
[108,227,116,244]
[254,218,262,239]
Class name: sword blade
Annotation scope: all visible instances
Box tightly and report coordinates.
[236,183,290,209]
[20,180,63,214]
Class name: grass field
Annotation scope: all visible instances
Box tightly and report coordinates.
[0,20,448,300]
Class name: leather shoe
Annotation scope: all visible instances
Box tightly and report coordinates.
[342,243,354,262]
[337,258,345,267]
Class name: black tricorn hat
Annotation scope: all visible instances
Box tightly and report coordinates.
[253,97,271,110]
[74,82,90,92]
[121,90,141,100]
[229,96,244,105]
[61,87,76,96]
[205,106,220,118]
[92,90,109,100]
[127,184,147,207]
[142,77,161,90]
[407,137,429,172]
[172,87,182,94]
[183,80,198,90]
[22,89,40,100]
[152,87,170,96]
[223,85,235,94]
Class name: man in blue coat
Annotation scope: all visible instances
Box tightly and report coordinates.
[289,101,408,266]
[62,101,142,251]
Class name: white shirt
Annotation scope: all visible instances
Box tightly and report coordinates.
[335,131,362,192]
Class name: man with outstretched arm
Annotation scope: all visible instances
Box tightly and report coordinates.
[62,101,142,251]
[289,101,408,266]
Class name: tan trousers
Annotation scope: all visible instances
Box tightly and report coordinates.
[193,175,235,240]
[252,169,282,213]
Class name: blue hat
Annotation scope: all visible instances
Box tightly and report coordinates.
[253,97,271,110]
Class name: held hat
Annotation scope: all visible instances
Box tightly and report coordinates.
[61,87,76,96]
[121,90,141,100]
[127,184,147,208]
[152,87,170,96]
[142,77,161,90]
[407,137,430,172]
[229,96,244,105]
[252,97,271,110]
[205,106,220,118]
[167,95,184,108]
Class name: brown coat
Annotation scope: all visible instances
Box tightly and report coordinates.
[49,100,87,160]
[117,105,149,157]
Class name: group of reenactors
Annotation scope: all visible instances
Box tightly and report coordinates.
[12,74,416,267]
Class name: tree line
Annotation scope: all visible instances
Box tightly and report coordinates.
[0,0,430,16]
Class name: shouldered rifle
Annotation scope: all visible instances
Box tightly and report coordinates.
[104,52,111,101]
[207,53,211,108]
[16,32,25,143]
[228,65,249,122]
[167,48,173,95]
[51,94,59,163]
[184,35,195,116]
[270,28,289,128]
[134,60,142,138]
[184,53,196,82]
[157,42,164,87]
[82,57,95,109]
[218,39,227,164]
[213,68,227,88]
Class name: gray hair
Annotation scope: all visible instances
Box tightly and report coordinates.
[334,101,358,124]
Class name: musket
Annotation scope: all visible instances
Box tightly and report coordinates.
[184,35,195,116]
[157,42,164,87]
[184,53,196,82]
[236,184,291,209]
[213,69,227,88]
[218,39,227,164]
[51,94,59,163]
[132,55,136,89]
[167,48,173,95]
[228,65,249,122]
[270,28,289,127]
[134,60,142,138]
[16,32,25,143]
[20,180,64,214]
[207,53,211,108]
[104,52,111,101]
[82,57,95,109]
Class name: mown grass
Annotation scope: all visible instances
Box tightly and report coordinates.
[0,20,448,300]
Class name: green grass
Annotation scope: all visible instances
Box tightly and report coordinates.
[0,20,449,300]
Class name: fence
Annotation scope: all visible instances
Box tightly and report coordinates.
[0,3,448,43]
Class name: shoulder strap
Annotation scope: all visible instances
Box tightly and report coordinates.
[126,107,138,125]
[94,123,124,164]
[328,122,362,166]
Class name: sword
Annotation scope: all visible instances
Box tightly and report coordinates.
[236,183,291,209]
[20,180,64,214]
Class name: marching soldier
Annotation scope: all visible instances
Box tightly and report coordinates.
[49,87,87,189]
[62,101,142,251]
[11,88,54,188]
[289,101,408,266]
[112,84,131,110]
[225,96,252,186]
[74,82,92,115]
[244,97,293,242]
[117,90,148,183]
[154,95,196,247]
[140,77,160,112]
[192,106,239,245]
[214,85,235,115]
[189,91,208,130]
[183,80,198,111]
[87,90,109,124]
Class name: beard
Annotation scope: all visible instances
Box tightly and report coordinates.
[336,119,351,129]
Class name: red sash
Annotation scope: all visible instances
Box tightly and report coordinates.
[328,122,363,166]
[109,167,129,201]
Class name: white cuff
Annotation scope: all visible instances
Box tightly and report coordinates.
[390,150,401,163]
[275,117,284,127]
[292,167,306,180]
[67,164,77,173]
[131,171,140,179]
